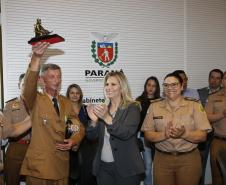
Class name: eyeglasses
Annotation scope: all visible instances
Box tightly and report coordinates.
[162,82,180,89]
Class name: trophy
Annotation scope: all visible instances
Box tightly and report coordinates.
[28,18,65,45]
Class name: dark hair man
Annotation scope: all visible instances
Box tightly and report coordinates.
[197,68,223,185]
[198,69,223,107]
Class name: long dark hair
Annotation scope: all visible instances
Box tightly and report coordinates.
[137,76,160,101]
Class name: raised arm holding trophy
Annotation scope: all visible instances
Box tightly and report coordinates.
[21,24,84,185]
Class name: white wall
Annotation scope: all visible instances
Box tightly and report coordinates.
[1,0,226,103]
[186,0,226,88]
[1,0,185,102]
[2,1,226,184]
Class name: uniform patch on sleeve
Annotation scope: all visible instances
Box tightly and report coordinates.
[200,105,205,112]
[12,101,20,110]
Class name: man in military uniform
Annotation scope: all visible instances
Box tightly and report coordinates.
[205,71,226,185]
[198,69,223,107]
[0,112,11,185]
[20,42,85,185]
[3,73,31,185]
[0,112,31,185]
[197,69,223,185]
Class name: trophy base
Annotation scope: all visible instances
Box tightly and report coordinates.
[28,34,65,45]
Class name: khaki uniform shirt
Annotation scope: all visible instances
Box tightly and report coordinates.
[20,69,84,180]
[0,112,13,172]
[205,89,226,137]
[3,97,30,141]
[141,98,212,152]
[0,112,12,139]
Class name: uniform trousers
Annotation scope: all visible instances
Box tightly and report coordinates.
[26,176,68,185]
[153,149,201,185]
[0,175,3,185]
[210,138,226,185]
[5,142,29,185]
[96,161,141,185]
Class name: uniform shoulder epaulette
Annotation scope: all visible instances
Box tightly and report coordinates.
[208,89,222,96]
[184,97,199,102]
[5,97,17,104]
[59,94,70,102]
[150,98,164,103]
[59,94,67,99]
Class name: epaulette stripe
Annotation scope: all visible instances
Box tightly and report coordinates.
[5,97,17,103]
[209,89,222,96]
[150,98,164,103]
[184,97,199,102]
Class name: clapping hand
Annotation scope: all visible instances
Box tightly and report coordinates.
[165,121,185,139]
[170,125,185,138]
[86,104,99,123]
[93,104,109,120]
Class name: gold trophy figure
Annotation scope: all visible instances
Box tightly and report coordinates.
[28,18,65,45]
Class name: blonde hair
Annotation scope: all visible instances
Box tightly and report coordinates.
[104,71,136,108]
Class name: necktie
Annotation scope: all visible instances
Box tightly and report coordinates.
[52,97,60,116]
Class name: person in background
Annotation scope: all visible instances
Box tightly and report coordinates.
[86,71,145,185]
[136,76,160,185]
[0,114,31,139]
[66,84,97,185]
[20,42,85,185]
[173,70,200,99]
[197,68,223,185]
[3,73,31,185]
[142,72,212,185]
[205,71,226,185]
[0,113,31,185]
[198,69,223,107]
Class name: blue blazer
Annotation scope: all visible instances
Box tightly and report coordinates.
[86,102,145,178]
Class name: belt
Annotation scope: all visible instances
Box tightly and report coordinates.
[17,139,30,145]
[214,135,226,141]
[156,148,196,156]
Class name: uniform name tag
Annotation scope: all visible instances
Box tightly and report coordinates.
[153,116,163,119]
[214,100,223,102]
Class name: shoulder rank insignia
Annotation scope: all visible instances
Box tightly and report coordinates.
[199,104,205,112]
[184,97,199,102]
[150,98,164,104]
[12,100,20,110]
[209,88,222,96]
